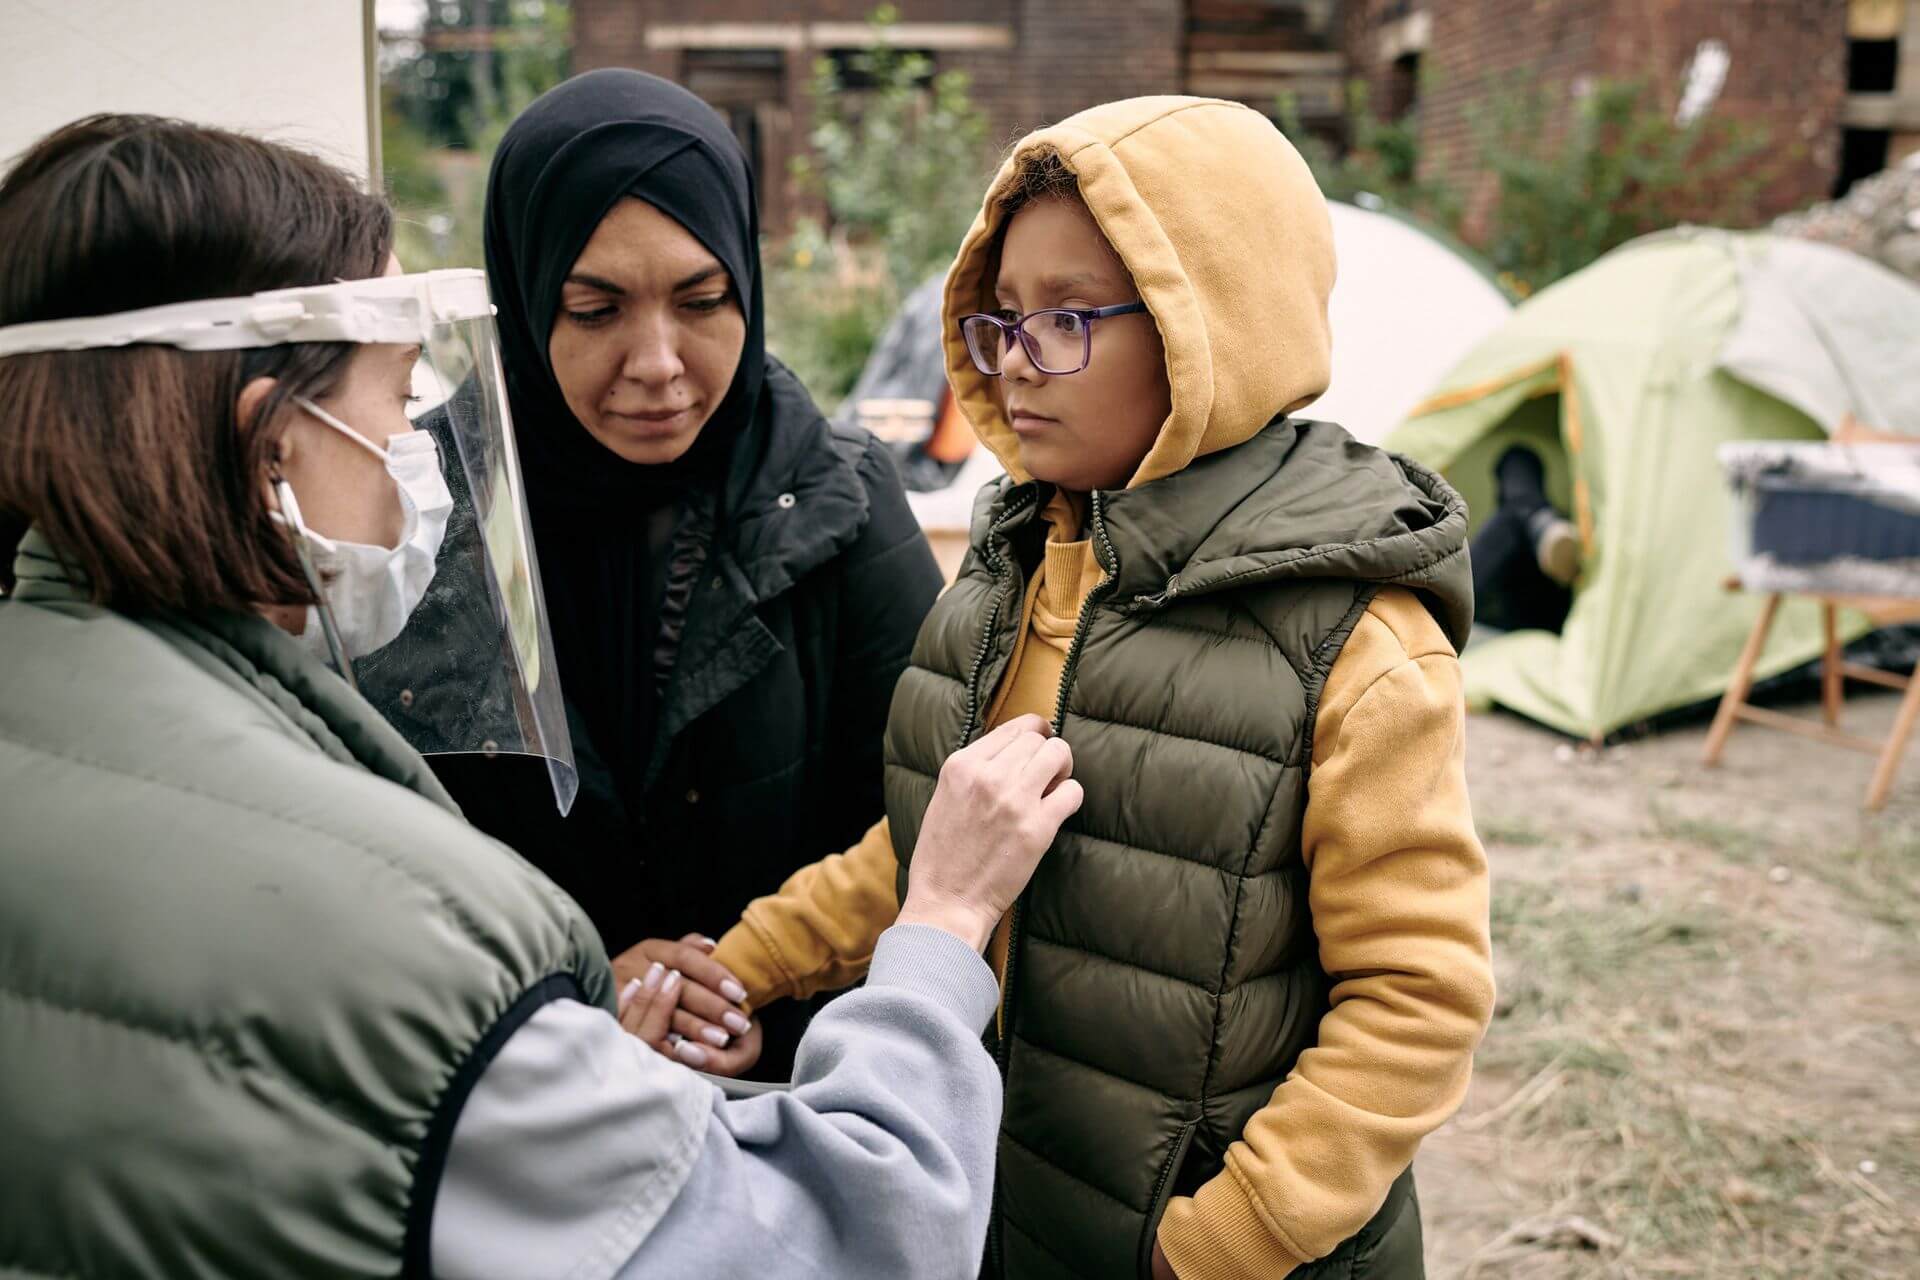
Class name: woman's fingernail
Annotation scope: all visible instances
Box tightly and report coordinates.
[642,962,666,992]
[720,979,747,1004]
[697,935,719,949]
[722,1011,752,1035]
[699,1026,730,1047]
[663,969,682,995]
[673,1039,709,1068]
[618,978,643,1012]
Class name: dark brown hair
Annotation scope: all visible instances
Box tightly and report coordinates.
[997,146,1081,221]
[987,144,1130,290]
[0,114,394,610]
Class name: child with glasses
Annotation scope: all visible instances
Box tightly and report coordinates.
[707,97,1494,1280]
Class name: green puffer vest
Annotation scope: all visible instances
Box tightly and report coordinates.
[0,531,614,1279]
[886,420,1472,1280]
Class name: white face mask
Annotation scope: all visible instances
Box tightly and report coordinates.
[273,397,454,666]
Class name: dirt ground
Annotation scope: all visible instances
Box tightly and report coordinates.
[1417,689,1920,1279]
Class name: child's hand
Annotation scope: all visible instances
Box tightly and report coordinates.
[612,933,759,1073]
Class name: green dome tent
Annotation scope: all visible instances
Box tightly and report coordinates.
[1387,229,1920,741]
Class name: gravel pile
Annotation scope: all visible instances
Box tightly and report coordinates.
[1773,153,1920,281]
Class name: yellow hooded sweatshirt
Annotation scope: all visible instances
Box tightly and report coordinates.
[716,97,1493,1279]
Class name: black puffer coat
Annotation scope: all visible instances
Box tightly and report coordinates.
[467,370,936,938]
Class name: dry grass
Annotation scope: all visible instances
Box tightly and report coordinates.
[1420,701,1920,1279]
[1646,799,1770,863]
[1649,796,1920,931]
[1481,816,1560,849]
[1818,828,1920,933]
[1460,881,1912,1277]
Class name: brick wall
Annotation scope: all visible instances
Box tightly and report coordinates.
[579,0,1016,26]
[1343,0,1848,239]
[571,0,1185,231]
[992,0,1185,143]
[1418,0,1614,238]
[1597,0,1847,216]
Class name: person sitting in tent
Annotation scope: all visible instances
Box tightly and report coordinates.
[1468,445,1582,633]
[1387,227,1920,743]
[701,97,1496,1280]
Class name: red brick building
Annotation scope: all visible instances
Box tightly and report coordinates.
[571,1,1347,233]
[1340,0,1859,237]
[1838,0,1920,175]
[573,1,1902,238]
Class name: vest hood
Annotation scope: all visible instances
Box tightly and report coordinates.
[966,419,1475,652]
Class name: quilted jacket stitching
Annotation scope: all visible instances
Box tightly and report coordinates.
[0,985,401,1153]
[0,727,510,962]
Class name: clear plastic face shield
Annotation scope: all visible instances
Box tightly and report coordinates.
[0,269,577,813]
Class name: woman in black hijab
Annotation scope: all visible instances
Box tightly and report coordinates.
[446,69,942,1078]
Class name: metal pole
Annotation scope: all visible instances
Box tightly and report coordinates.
[363,0,384,192]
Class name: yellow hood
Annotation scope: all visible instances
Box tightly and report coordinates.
[942,96,1336,488]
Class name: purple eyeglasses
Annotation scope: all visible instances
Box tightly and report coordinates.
[958,302,1149,377]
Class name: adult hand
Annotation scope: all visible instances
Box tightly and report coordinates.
[615,960,683,1056]
[1151,1239,1180,1280]
[895,713,1083,952]
[612,934,761,1075]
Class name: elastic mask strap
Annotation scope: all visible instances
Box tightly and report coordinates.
[294,396,389,464]
[271,472,360,690]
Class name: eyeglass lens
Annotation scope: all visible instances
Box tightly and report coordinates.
[963,311,1089,376]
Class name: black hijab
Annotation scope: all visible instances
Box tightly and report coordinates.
[485,67,766,507]
[484,69,771,786]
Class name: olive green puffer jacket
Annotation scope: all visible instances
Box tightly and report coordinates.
[0,529,613,1279]
[886,419,1471,1279]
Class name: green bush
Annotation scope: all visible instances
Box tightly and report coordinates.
[1280,81,1460,232]
[764,6,993,408]
[795,6,992,299]
[761,223,897,409]
[381,1,569,272]
[1283,74,1788,296]
[1475,78,1787,292]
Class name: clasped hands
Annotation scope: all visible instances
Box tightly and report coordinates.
[610,714,1083,1082]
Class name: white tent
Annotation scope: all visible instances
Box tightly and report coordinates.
[1316,200,1514,444]
[1716,233,1920,434]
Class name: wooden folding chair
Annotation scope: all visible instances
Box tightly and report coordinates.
[1702,583,1920,811]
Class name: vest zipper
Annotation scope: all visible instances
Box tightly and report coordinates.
[1050,489,1120,733]
[964,488,1034,1280]
[1138,1120,1198,1278]
[990,489,1120,1278]
[955,489,1037,751]
[1004,487,1118,1063]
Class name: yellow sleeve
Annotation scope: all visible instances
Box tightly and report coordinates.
[1157,589,1496,1279]
[711,817,902,1010]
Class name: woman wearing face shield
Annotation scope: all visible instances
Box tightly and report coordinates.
[0,114,1081,1280]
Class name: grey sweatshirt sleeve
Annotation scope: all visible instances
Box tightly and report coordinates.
[431,923,1003,1280]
